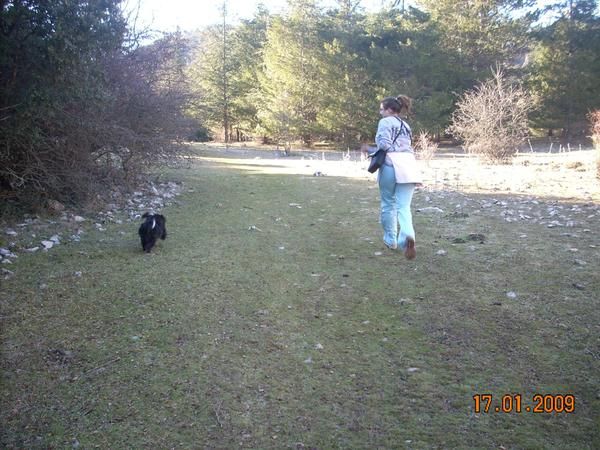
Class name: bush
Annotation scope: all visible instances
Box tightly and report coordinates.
[413,131,438,163]
[589,110,600,179]
[0,2,193,209]
[191,126,213,142]
[447,69,533,164]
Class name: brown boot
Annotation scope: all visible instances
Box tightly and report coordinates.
[404,237,416,260]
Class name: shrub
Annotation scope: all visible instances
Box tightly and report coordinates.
[192,126,213,142]
[447,69,534,164]
[588,110,600,179]
[0,3,193,209]
[413,131,438,164]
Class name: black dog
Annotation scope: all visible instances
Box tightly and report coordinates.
[138,212,167,253]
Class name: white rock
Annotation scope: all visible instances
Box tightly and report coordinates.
[436,249,447,256]
[49,234,61,244]
[315,343,323,350]
[1,259,13,264]
[74,271,83,277]
[304,357,313,364]
[407,367,420,373]
[73,216,86,223]
[41,240,54,249]
[506,291,517,299]
[25,247,40,253]
[417,206,444,214]
[5,229,17,236]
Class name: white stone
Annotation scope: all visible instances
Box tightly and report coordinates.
[41,240,54,249]
[416,206,444,214]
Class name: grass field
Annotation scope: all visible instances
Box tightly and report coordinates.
[1,146,599,448]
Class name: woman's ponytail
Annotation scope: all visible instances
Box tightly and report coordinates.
[396,95,412,115]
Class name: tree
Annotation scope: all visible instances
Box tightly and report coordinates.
[416,0,534,80]
[527,0,600,137]
[258,0,323,148]
[315,2,378,146]
[228,6,270,141]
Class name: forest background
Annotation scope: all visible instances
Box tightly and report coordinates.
[1,0,599,208]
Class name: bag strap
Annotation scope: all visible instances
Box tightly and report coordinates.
[374,117,408,156]
[388,121,403,148]
[394,116,412,142]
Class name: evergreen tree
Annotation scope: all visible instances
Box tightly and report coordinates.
[316,2,378,146]
[416,0,534,80]
[527,0,600,136]
[258,0,323,147]
[229,6,270,140]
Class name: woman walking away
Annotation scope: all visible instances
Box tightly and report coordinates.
[375,95,422,259]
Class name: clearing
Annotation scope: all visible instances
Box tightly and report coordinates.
[1,145,599,448]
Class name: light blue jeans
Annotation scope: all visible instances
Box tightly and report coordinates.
[378,163,416,249]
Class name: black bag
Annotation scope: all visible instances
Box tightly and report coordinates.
[367,148,387,173]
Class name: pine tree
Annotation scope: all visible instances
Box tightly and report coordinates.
[527,0,600,136]
[258,0,323,148]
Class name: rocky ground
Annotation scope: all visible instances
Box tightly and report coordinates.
[1,181,183,279]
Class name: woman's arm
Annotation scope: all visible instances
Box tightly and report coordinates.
[375,118,394,151]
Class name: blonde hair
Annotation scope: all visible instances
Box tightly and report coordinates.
[381,95,413,116]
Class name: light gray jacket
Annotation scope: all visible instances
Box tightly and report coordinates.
[375,116,422,183]
[375,116,413,154]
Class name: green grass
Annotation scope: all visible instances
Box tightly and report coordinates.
[1,153,599,449]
